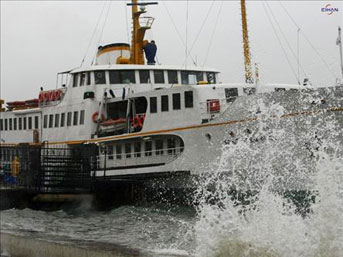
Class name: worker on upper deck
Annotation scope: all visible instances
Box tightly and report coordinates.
[144,40,157,65]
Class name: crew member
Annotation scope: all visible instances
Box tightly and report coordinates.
[144,40,157,65]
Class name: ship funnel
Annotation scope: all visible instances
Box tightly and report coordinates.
[95,43,130,65]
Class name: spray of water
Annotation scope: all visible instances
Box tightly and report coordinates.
[193,99,343,257]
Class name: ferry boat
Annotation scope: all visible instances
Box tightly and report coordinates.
[1,1,343,191]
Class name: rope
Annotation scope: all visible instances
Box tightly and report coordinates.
[265,2,308,81]
[80,1,107,67]
[182,0,216,67]
[92,1,112,64]
[262,1,298,83]
[278,1,336,77]
[203,1,223,67]
[162,2,196,64]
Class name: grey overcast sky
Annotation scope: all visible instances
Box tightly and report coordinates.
[1,0,342,102]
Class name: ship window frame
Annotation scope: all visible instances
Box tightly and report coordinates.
[67,112,72,126]
[167,138,176,155]
[0,119,3,131]
[139,70,150,84]
[161,95,169,112]
[28,116,32,130]
[48,114,53,128]
[150,97,157,113]
[206,72,216,84]
[9,118,12,131]
[108,145,114,160]
[60,113,65,127]
[54,114,60,128]
[43,115,48,129]
[86,72,91,85]
[109,70,136,84]
[73,111,78,126]
[80,72,86,86]
[116,144,122,160]
[13,118,17,130]
[80,110,85,125]
[94,70,106,85]
[125,143,131,158]
[4,119,8,131]
[134,142,141,158]
[23,117,27,130]
[154,70,165,84]
[34,116,39,129]
[225,88,238,103]
[145,141,152,156]
[184,91,194,108]
[155,139,164,155]
[72,73,79,87]
[172,93,181,110]
[167,70,178,84]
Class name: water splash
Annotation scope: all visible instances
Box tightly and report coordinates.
[193,100,343,257]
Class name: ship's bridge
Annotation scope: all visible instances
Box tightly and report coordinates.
[69,64,220,88]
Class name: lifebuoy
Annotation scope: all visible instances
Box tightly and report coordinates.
[92,112,104,123]
[55,90,62,101]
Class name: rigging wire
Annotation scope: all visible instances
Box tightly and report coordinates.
[182,0,216,67]
[185,0,189,68]
[161,1,196,64]
[92,1,112,64]
[80,1,107,67]
[278,1,336,77]
[203,0,224,67]
[264,2,308,82]
[262,1,298,83]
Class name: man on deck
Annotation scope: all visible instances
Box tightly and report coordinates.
[144,40,157,65]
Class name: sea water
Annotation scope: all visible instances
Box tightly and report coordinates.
[1,101,342,257]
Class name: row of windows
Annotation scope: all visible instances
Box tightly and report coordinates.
[43,110,85,129]
[107,138,183,160]
[149,91,193,113]
[73,70,216,87]
[0,116,39,131]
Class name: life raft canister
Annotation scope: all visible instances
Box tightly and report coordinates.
[92,112,105,123]
[54,90,62,101]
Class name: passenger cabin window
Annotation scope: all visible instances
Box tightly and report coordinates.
[23,117,27,130]
[168,70,178,84]
[139,70,150,83]
[5,119,8,130]
[67,112,72,126]
[95,70,106,84]
[154,70,164,84]
[73,74,79,87]
[173,93,181,110]
[49,114,53,128]
[150,97,157,113]
[145,141,152,156]
[109,70,135,84]
[9,119,12,130]
[80,72,86,86]
[55,114,60,128]
[86,72,91,85]
[73,111,78,126]
[28,117,32,130]
[181,71,202,85]
[225,88,238,103]
[167,138,176,154]
[184,91,193,108]
[108,145,114,160]
[206,72,216,84]
[116,145,122,160]
[43,115,48,129]
[161,95,169,112]
[13,118,17,130]
[134,142,141,157]
[80,110,85,125]
[0,119,3,131]
[156,140,164,155]
[35,116,39,129]
[60,113,65,127]
[125,143,131,158]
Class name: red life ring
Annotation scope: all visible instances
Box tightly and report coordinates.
[92,112,104,123]
[55,90,62,101]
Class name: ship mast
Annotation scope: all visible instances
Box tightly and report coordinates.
[127,0,157,64]
[240,0,253,84]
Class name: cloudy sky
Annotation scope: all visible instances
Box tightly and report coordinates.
[1,0,342,102]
